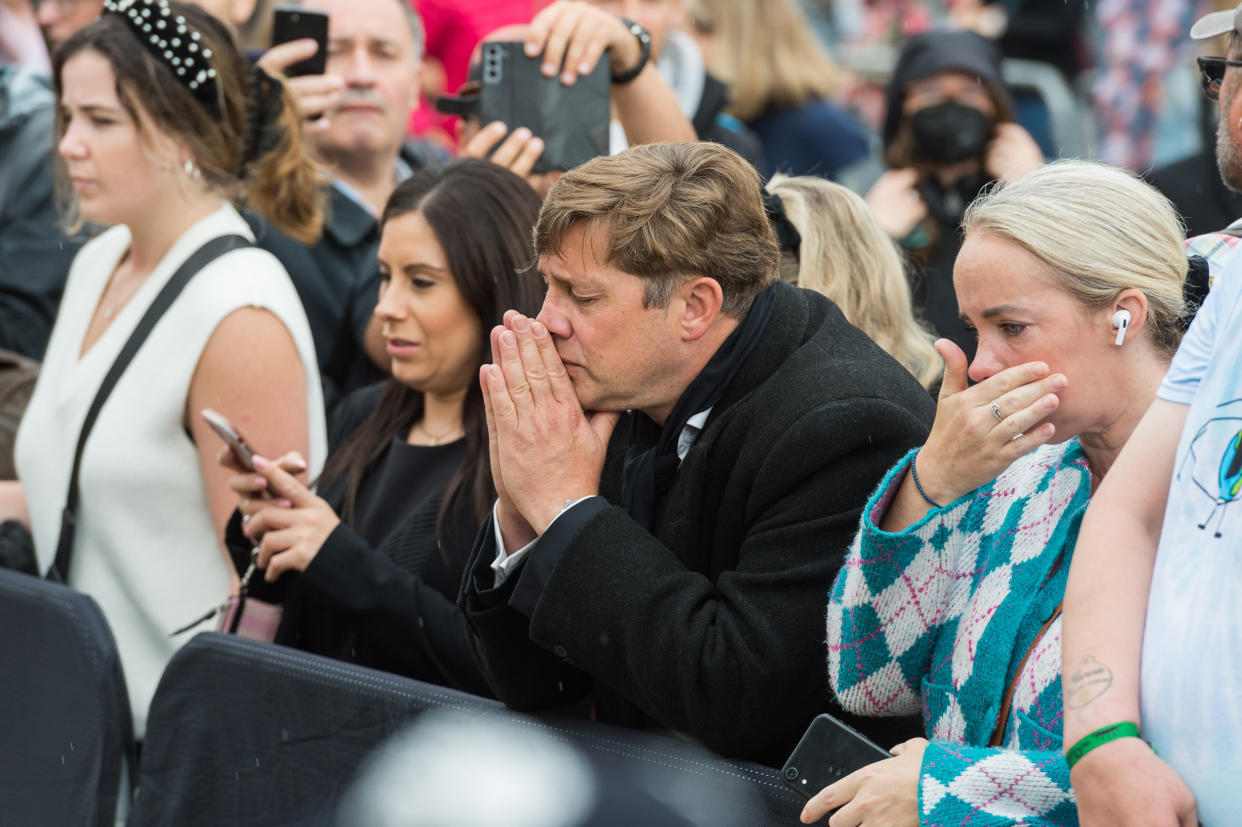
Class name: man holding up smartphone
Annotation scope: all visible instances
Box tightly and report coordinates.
[247,0,437,408]
[251,0,692,408]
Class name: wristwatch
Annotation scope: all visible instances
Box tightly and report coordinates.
[611,18,652,85]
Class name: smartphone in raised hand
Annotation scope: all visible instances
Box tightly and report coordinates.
[476,41,610,173]
[271,5,329,77]
[201,408,259,472]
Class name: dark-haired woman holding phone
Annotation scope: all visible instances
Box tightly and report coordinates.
[221,159,544,692]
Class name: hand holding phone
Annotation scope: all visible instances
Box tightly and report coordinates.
[782,714,891,800]
[202,408,259,472]
[270,6,329,77]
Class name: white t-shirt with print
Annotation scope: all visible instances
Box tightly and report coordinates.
[1144,255,1242,824]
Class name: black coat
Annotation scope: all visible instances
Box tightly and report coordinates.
[229,385,490,696]
[0,65,83,360]
[460,284,936,766]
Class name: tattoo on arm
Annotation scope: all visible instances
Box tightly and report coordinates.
[1066,655,1113,716]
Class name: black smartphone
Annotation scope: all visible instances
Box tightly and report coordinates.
[781,714,891,800]
[271,5,329,77]
[474,41,610,173]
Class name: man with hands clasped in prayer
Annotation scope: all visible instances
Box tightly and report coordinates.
[805,160,1201,826]
[458,141,935,765]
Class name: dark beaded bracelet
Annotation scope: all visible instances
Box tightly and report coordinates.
[910,449,944,509]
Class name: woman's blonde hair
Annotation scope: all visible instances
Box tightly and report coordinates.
[688,0,847,123]
[767,174,942,389]
[962,159,1189,355]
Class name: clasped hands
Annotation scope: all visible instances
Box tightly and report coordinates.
[219,447,340,582]
[481,310,619,551]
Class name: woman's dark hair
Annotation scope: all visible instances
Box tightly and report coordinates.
[319,159,545,556]
[52,1,323,242]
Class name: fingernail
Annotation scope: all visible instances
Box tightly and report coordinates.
[513,127,531,140]
[489,365,503,380]
[542,62,557,76]
[530,137,544,151]
[252,455,269,470]
[532,321,547,338]
[277,499,293,509]
[578,62,591,75]
[560,71,575,84]
[501,330,516,348]
[488,120,506,133]
[513,315,529,332]
[525,41,539,57]
[292,458,307,470]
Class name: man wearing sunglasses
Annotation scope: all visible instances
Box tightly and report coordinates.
[1194,6,1242,200]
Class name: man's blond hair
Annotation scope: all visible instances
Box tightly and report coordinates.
[535,143,780,317]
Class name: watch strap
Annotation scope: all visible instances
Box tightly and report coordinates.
[612,18,652,85]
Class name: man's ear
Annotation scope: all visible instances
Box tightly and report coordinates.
[676,276,724,342]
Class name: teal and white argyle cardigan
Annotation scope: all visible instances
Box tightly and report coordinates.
[828,441,1091,826]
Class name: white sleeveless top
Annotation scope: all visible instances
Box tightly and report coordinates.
[14,204,327,736]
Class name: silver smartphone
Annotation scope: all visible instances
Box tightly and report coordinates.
[201,408,258,472]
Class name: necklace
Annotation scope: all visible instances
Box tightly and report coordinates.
[413,421,464,446]
[97,259,144,321]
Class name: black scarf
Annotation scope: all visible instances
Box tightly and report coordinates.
[619,285,778,531]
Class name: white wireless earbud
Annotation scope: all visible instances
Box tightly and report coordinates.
[1111,309,1132,346]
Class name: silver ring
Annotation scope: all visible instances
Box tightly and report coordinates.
[990,400,1005,422]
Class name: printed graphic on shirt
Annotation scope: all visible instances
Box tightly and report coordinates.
[1174,398,1242,540]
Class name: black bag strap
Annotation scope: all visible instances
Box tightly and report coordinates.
[46,234,251,583]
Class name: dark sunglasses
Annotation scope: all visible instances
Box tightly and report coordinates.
[1198,56,1242,100]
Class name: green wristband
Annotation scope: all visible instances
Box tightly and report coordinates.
[1065,722,1142,769]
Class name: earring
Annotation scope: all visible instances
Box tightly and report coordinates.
[183,158,201,179]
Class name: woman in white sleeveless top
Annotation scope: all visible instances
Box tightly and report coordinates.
[0,1,327,736]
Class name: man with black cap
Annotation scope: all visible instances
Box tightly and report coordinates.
[864,30,1043,360]
[1059,6,1242,826]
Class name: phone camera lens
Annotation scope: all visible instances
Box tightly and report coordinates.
[783,767,798,781]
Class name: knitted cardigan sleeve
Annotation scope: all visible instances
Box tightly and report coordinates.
[918,742,1077,826]
[828,449,979,717]
[829,446,1085,826]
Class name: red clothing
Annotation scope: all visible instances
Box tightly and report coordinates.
[409,0,539,146]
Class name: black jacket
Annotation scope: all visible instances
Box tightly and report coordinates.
[0,65,83,359]
[692,73,765,173]
[461,284,935,766]
[229,384,490,696]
